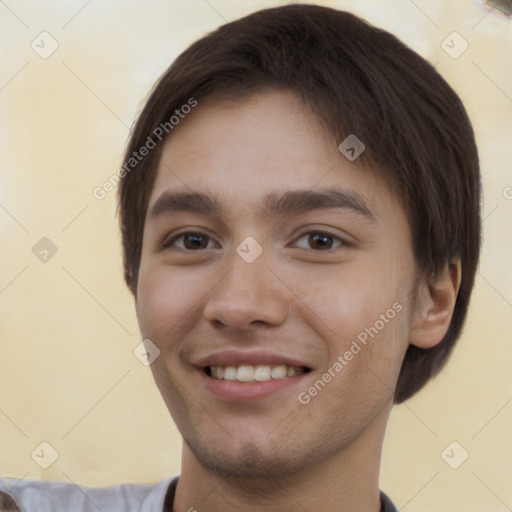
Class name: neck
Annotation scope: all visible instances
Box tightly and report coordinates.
[173,402,391,512]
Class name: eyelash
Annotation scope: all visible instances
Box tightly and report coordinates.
[161,228,351,252]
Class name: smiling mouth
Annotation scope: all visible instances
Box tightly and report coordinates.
[203,364,311,383]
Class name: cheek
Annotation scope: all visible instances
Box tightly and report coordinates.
[300,257,410,340]
[136,264,205,343]
[289,253,413,395]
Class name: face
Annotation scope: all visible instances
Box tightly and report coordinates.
[136,90,418,478]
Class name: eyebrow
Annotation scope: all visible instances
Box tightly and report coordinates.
[148,187,376,223]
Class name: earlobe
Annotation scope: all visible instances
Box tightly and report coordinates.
[409,259,461,349]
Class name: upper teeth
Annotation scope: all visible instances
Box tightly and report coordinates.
[209,364,306,382]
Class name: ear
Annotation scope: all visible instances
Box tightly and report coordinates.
[409,259,462,349]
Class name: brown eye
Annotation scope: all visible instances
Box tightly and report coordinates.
[293,230,347,251]
[162,231,216,250]
[309,232,335,250]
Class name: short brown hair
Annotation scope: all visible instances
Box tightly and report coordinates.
[118,4,481,403]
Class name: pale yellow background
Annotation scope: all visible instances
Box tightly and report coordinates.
[1,1,511,510]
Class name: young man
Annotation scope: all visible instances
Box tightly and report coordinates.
[0,4,481,511]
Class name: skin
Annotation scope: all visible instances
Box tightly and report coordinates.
[135,90,460,512]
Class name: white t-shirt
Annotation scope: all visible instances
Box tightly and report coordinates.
[0,476,176,512]
[0,475,400,511]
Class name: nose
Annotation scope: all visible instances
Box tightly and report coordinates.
[203,248,290,330]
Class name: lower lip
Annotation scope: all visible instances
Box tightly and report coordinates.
[199,369,310,401]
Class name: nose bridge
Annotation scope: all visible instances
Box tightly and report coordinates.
[231,244,272,295]
[203,243,290,328]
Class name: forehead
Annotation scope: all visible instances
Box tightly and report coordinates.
[160,90,335,173]
[147,90,398,225]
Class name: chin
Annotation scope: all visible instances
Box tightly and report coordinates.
[184,434,309,479]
